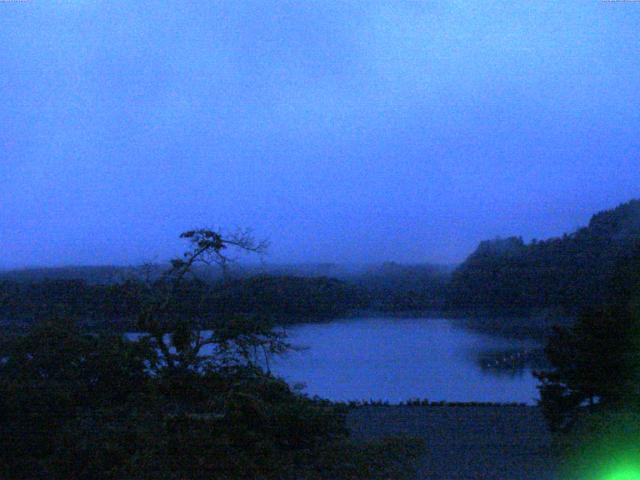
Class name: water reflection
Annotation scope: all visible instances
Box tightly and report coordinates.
[269,317,543,405]
[475,348,547,377]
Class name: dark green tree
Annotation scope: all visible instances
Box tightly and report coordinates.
[135,228,289,374]
[535,305,640,432]
[0,318,155,478]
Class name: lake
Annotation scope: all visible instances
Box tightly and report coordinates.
[269,317,542,405]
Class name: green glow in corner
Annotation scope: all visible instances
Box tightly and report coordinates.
[603,465,640,480]
[559,409,640,480]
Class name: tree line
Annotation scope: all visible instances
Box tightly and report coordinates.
[0,275,365,329]
[446,200,640,315]
[0,264,451,327]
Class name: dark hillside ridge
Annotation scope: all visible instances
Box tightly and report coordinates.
[447,199,640,315]
[204,275,365,321]
[0,275,364,329]
[0,262,452,320]
[351,262,450,312]
[0,266,143,284]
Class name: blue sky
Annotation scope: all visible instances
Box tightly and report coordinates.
[1,1,639,268]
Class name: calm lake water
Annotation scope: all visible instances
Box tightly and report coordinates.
[269,317,541,405]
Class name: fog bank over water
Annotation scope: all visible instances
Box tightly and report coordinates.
[2,2,640,268]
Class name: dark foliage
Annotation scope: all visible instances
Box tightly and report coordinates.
[447,200,640,315]
[209,275,365,320]
[352,262,450,312]
[534,305,640,432]
[534,228,640,433]
[0,318,155,479]
[0,275,364,329]
[0,319,421,480]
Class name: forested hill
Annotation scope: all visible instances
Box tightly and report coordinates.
[446,200,640,315]
[0,262,453,321]
[351,262,450,312]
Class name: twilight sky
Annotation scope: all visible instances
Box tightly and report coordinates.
[1,1,639,268]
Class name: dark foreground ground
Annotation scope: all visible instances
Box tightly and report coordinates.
[347,406,555,480]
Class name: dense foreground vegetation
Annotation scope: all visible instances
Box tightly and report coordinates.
[534,300,640,478]
[0,229,422,479]
[0,319,422,480]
